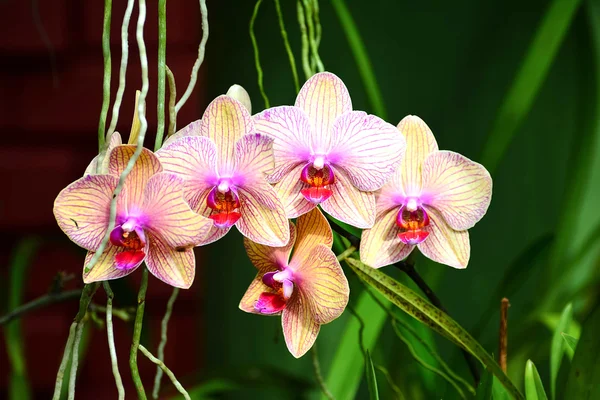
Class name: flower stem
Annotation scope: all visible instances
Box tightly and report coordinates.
[311,344,334,400]
[336,246,356,262]
[250,0,270,109]
[499,298,510,373]
[296,0,312,79]
[166,65,177,138]
[103,282,125,400]
[98,0,112,150]
[152,287,179,399]
[154,0,167,151]
[302,0,324,73]
[139,344,190,400]
[0,289,81,326]
[274,0,300,93]
[130,267,149,399]
[67,321,86,400]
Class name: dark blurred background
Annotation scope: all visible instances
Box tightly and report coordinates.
[1,0,599,399]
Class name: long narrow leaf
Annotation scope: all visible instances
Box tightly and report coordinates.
[525,360,549,400]
[550,303,572,399]
[561,333,578,353]
[365,350,380,400]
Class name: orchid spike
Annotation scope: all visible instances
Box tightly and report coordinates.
[239,208,349,358]
[157,95,290,246]
[54,145,212,288]
[360,115,492,269]
[253,71,406,228]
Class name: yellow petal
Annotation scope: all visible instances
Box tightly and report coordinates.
[282,293,320,358]
[417,207,470,269]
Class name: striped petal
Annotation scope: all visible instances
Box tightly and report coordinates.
[254,106,312,183]
[84,132,122,175]
[421,151,492,230]
[54,174,122,251]
[236,181,290,246]
[417,207,470,269]
[376,167,405,215]
[292,208,333,264]
[233,133,275,186]
[83,243,144,283]
[397,115,438,196]
[360,206,414,268]
[239,278,280,314]
[186,186,231,246]
[199,95,253,173]
[145,232,196,288]
[282,293,320,358]
[320,169,376,229]
[163,119,202,146]
[143,173,211,248]
[329,111,405,191]
[272,163,317,218]
[294,72,352,151]
[291,244,349,324]
[107,145,162,209]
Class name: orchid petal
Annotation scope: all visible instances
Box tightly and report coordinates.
[239,278,279,314]
[143,173,211,248]
[417,207,470,269]
[294,72,352,151]
[397,115,438,196]
[233,133,275,186]
[360,206,414,268]
[421,150,492,230]
[291,244,349,324]
[376,167,405,214]
[163,119,202,146]
[244,222,296,272]
[320,169,376,229]
[83,243,143,283]
[272,163,317,218]
[255,293,287,314]
[84,132,123,176]
[54,174,123,251]
[292,208,333,264]
[281,293,320,358]
[186,186,231,246]
[199,95,253,172]
[145,232,195,288]
[236,182,290,246]
[253,106,312,183]
[107,145,162,209]
[329,111,405,191]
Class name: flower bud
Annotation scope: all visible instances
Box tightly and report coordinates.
[225,84,252,114]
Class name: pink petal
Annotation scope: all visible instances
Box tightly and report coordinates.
[281,294,321,358]
[239,277,277,314]
[243,222,296,272]
[290,244,349,324]
[320,169,376,229]
[162,119,202,146]
[417,207,470,269]
[360,207,415,268]
[54,174,123,251]
[83,243,143,283]
[142,173,212,248]
[233,133,275,186]
[255,292,287,314]
[145,232,196,288]
[272,163,317,218]
[107,145,163,210]
[199,95,253,173]
[294,72,352,150]
[421,150,492,231]
[291,208,333,262]
[376,168,406,215]
[235,181,290,246]
[397,115,438,196]
[186,186,232,246]
[329,111,406,191]
[115,250,146,270]
[84,132,123,176]
[253,106,312,183]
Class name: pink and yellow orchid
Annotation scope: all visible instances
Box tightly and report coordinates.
[360,115,492,269]
[239,208,349,358]
[54,145,211,288]
[253,72,406,229]
[157,95,289,246]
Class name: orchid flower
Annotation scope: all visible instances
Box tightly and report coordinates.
[360,115,492,269]
[253,72,406,228]
[54,145,211,288]
[156,95,289,246]
[239,208,349,358]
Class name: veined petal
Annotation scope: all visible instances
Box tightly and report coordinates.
[272,163,317,218]
[233,133,275,186]
[199,95,253,172]
[107,145,162,209]
[291,244,349,324]
[163,119,201,146]
[54,174,122,251]
[83,243,143,283]
[320,169,376,229]
[145,232,195,288]
[186,186,231,246]
[143,173,211,248]
[254,106,312,183]
[156,136,218,194]
[329,111,405,191]
[294,72,352,151]
[397,115,438,196]
[376,167,405,214]
[360,207,414,268]
[244,222,296,272]
[236,182,290,246]
[84,132,123,176]
[292,208,333,265]
[421,151,492,230]
[239,276,279,314]
[282,293,320,358]
[417,207,470,269]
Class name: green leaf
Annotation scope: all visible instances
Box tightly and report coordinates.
[550,303,573,399]
[564,302,600,399]
[480,0,582,173]
[345,257,524,400]
[561,333,578,353]
[365,350,379,400]
[525,360,549,400]
[476,370,493,400]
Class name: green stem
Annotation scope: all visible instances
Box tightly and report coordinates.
[103,282,125,400]
[302,0,324,72]
[130,268,149,399]
[155,0,167,151]
[0,289,81,326]
[274,0,300,93]
[98,0,112,150]
[250,0,270,109]
[67,321,86,400]
[330,0,386,119]
[311,344,334,400]
[166,65,177,138]
[152,287,180,399]
[139,345,190,400]
[297,0,312,79]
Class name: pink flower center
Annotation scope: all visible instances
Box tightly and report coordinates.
[299,162,335,204]
[396,203,430,245]
[109,218,147,270]
[255,268,295,314]
[206,183,241,229]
